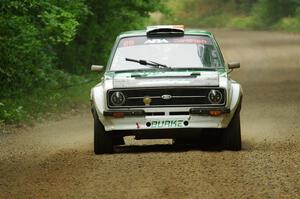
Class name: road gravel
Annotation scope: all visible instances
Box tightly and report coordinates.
[1,30,300,198]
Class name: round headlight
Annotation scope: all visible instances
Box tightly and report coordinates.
[110,91,126,106]
[208,89,223,104]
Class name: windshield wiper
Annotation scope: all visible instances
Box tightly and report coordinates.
[125,58,169,69]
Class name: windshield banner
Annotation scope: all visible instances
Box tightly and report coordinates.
[119,36,212,48]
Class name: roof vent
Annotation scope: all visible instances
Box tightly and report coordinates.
[146,25,184,37]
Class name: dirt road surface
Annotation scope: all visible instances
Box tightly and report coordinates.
[1,30,300,198]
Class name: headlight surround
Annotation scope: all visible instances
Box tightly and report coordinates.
[110,91,126,106]
[208,89,223,104]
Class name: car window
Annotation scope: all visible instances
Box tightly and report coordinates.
[110,36,222,71]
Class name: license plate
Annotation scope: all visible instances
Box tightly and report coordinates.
[150,120,184,128]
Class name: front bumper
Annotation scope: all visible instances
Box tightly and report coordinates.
[99,108,233,131]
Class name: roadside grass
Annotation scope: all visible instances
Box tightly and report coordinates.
[0,73,101,127]
[273,17,300,32]
[226,16,256,30]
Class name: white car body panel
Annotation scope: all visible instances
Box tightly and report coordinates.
[90,29,243,135]
[113,72,219,88]
[91,72,242,132]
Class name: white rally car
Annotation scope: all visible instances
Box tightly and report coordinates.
[91,25,243,154]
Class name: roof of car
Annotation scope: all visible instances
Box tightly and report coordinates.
[118,29,214,39]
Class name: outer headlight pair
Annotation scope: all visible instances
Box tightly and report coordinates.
[110,91,126,106]
[208,89,223,104]
[110,89,223,106]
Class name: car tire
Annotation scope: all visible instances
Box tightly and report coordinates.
[93,111,113,154]
[222,109,242,151]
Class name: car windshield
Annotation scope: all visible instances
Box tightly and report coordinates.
[110,35,222,71]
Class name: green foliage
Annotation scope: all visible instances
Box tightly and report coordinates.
[160,0,300,32]
[0,102,25,124]
[40,6,79,44]
[0,0,88,99]
[236,0,258,14]
[57,0,165,74]
[252,0,299,27]
[273,17,300,32]
[0,75,98,124]
[0,0,165,124]
[227,16,256,29]
[161,0,257,27]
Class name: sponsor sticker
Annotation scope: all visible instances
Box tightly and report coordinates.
[121,39,135,47]
[144,39,169,44]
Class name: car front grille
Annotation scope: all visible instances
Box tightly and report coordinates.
[107,87,226,108]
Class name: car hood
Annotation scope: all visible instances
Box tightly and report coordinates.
[108,71,222,88]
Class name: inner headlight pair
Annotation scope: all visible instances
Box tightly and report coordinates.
[208,89,223,104]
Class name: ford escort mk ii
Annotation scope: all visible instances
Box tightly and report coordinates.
[91,25,243,154]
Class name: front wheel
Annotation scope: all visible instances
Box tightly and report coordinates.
[222,110,242,151]
[93,111,113,154]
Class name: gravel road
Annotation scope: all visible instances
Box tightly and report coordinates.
[1,30,300,198]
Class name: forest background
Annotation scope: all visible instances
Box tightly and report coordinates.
[1,0,299,124]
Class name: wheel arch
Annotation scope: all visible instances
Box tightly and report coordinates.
[229,82,243,114]
[91,86,106,121]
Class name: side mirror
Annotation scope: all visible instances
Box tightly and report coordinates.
[91,65,104,72]
[228,62,240,69]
